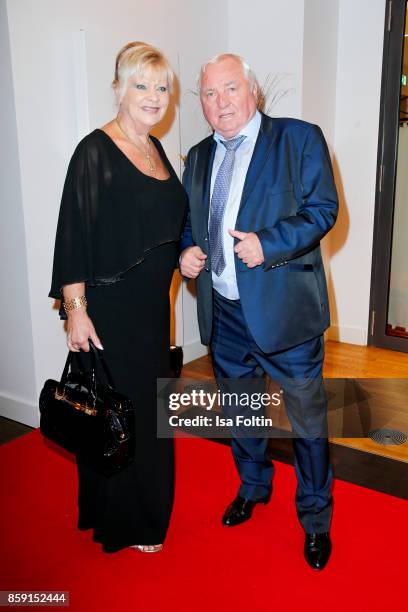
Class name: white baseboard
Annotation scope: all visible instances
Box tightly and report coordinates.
[327,324,368,346]
[182,339,209,364]
[0,391,39,428]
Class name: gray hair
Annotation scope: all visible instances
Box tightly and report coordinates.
[197,53,258,92]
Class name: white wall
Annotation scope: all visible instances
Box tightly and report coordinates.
[302,0,339,145]
[328,0,386,344]
[228,0,305,118]
[302,0,339,313]
[0,0,37,425]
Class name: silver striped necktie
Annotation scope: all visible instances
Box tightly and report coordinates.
[209,135,246,276]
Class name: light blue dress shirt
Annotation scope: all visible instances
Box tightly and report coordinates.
[210,110,262,300]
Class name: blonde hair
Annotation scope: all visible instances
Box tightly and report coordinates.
[113,41,174,101]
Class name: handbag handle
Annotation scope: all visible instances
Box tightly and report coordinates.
[58,340,116,398]
[88,340,116,390]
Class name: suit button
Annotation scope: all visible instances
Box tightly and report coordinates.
[204,237,208,242]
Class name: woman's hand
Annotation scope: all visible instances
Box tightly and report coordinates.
[66,309,103,352]
[63,282,103,352]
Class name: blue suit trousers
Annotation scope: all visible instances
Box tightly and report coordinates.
[211,291,333,534]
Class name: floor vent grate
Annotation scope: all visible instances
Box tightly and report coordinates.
[368,428,407,446]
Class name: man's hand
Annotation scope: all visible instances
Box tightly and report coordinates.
[180,246,207,278]
[229,230,264,268]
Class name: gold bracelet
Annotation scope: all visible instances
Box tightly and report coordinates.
[63,295,87,312]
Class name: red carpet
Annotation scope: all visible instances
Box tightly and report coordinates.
[0,430,407,612]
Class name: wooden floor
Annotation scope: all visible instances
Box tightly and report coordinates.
[182,340,408,463]
[323,340,408,378]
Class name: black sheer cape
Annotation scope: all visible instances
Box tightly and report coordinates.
[49,130,186,310]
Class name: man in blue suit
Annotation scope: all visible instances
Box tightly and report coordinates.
[180,53,338,570]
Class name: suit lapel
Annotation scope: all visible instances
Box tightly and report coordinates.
[190,137,216,224]
[202,138,217,221]
[239,114,276,213]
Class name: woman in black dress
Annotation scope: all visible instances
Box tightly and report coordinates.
[49,42,187,553]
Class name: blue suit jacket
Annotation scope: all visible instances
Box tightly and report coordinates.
[181,113,338,353]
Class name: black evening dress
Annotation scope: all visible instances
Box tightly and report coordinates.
[49,129,187,552]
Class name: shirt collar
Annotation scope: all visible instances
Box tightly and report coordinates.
[213,110,261,145]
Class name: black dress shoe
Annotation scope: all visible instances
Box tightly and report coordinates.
[304,532,332,570]
[222,494,271,527]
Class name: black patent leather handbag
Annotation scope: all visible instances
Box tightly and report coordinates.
[39,341,135,476]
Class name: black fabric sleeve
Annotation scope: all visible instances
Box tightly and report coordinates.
[49,131,188,315]
[49,137,101,300]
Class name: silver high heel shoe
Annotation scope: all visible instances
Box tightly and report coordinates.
[130,544,163,553]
